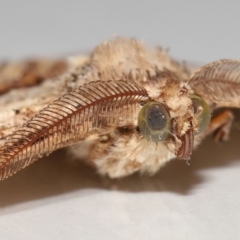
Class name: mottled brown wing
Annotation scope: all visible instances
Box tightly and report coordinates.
[189,59,240,108]
[0,80,149,181]
[0,59,67,95]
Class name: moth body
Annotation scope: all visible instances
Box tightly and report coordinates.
[0,37,239,180]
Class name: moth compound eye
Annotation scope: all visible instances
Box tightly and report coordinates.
[138,102,171,142]
[191,95,211,134]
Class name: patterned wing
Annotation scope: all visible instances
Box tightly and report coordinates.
[0,59,67,95]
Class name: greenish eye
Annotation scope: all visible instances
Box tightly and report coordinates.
[191,95,211,134]
[138,102,171,142]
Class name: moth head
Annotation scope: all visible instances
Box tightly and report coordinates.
[138,79,211,159]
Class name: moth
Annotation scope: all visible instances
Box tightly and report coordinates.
[0,37,239,181]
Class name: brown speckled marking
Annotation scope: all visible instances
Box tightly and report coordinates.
[0,59,67,95]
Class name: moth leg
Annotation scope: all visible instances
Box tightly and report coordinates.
[203,110,234,142]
